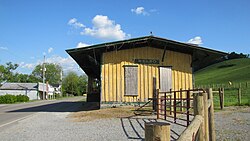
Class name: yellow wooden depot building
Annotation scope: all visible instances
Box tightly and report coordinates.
[66,36,226,103]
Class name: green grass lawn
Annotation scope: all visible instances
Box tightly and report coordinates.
[194,58,250,107]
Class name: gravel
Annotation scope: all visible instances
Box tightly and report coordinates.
[0,106,249,141]
[215,106,250,141]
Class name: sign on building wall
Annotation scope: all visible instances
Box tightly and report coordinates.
[134,59,160,64]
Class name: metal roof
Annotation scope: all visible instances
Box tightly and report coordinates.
[0,83,38,90]
[66,36,228,79]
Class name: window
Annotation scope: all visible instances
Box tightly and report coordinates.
[124,66,138,96]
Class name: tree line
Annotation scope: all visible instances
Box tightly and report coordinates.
[0,62,87,96]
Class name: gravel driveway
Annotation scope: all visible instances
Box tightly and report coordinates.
[0,105,249,141]
[215,106,250,141]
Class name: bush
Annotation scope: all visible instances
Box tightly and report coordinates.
[0,94,29,104]
[16,95,29,102]
[55,94,61,99]
[0,94,17,104]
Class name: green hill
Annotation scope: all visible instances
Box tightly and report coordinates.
[195,58,250,85]
[194,58,250,106]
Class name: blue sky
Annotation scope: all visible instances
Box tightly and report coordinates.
[0,0,250,74]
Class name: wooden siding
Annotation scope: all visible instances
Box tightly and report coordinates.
[101,47,193,102]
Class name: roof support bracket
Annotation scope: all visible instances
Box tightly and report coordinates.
[161,44,167,62]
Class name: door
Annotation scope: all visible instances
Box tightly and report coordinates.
[159,67,172,92]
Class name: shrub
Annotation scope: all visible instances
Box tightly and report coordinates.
[0,94,29,104]
[0,94,17,104]
[16,95,29,102]
[55,94,61,99]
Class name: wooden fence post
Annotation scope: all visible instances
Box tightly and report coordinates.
[203,92,209,141]
[145,122,170,141]
[219,88,224,110]
[222,88,224,109]
[207,88,216,141]
[193,93,205,141]
[238,87,241,105]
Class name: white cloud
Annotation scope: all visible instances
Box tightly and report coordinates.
[19,55,82,74]
[48,47,53,53]
[187,36,203,45]
[76,42,91,48]
[68,18,85,28]
[80,15,130,40]
[20,62,36,69]
[0,47,8,50]
[131,7,149,16]
[45,55,82,73]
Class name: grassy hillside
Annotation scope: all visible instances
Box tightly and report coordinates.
[194,58,250,106]
[195,58,250,85]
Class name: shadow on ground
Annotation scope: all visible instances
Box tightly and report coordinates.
[120,116,181,141]
[8,102,100,113]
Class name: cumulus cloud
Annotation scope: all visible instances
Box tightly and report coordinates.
[187,36,203,45]
[68,18,85,28]
[45,55,81,73]
[80,15,130,40]
[20,62,36,69]
[76,42,91,48]
[48,47,53,53]
[0,47,8,50]
[19,55,82,74]
[131,7,149,16]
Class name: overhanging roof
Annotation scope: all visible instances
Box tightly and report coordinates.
[66,36,228,78]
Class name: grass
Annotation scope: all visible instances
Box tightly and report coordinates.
[195,58,250,85]
[194,58,250,107]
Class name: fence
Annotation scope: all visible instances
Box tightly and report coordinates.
[196,82,250,107]
[145,88,216,141]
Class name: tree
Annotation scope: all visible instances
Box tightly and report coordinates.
[0,62,19,83]
[32,63,62,84]
[62,71,79,96]
[13,73,40,83]
[62,71,87,96]
[77,75,87,95]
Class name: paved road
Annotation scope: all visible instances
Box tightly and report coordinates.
[0,96,85,128]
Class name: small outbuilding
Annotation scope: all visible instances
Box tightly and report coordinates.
[0,83,39,100]
[66,36,227,103]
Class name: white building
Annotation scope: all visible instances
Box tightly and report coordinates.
[0,82,61,100]
[0,83,40,100]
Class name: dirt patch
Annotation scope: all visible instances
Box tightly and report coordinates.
[69,106,136,122]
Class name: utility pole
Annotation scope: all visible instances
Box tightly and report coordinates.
[60,70,63,97]
[42,55,46,100]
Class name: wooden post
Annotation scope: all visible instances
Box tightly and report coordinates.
[186,90,191,126]
[193,93,205,141]
[180,88,183,111]
[238,87,241,105]
[157,89,160,119]
[164,92,167,120]
[153,77,157,111]
[87,76,94,94]
[221,88,224,109]
[145,122,170,141]
[174,91,177,123]
[169,93,172,115]
[207,88,216,141]
[219,88,224,110]
[203,92,209,141]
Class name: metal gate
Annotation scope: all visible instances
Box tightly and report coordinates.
[156,89,205,127]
